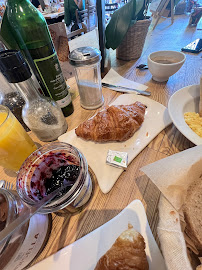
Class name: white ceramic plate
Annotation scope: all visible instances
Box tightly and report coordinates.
[29,200,166,270]
[59,94,172,194]
[168,84,202,145]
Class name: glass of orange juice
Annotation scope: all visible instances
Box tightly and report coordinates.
[0,105,37,172]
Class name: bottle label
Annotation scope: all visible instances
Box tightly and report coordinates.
[33,52,72,107]
[56,92,72,108]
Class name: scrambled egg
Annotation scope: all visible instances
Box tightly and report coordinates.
[184,112,202,137]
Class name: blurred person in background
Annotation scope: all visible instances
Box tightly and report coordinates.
[64,0,85,31]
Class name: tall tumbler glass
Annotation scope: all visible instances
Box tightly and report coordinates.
[0,105,37,172]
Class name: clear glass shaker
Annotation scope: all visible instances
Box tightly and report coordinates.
[0,72,30,131]
[0,50,68,142]
[69,47,104,110]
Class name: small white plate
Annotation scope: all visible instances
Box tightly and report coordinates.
[28,200,166,270]
[59,94,172,194]
[168,84,202,145]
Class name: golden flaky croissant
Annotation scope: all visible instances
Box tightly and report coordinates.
[94,224,149,270]
[75,101,146,142]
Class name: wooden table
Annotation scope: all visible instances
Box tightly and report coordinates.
[0,14,202,267]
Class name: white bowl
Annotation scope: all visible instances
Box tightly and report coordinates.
[168,84,202,145]
[148,50,186,82]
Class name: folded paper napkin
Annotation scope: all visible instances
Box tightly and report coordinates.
[158,195,193,270]
[102,69,148,92]
[141,145,202,270]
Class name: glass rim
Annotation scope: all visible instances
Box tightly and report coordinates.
[0,105,10,128]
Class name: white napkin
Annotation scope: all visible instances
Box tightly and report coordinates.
[158,195,192,270]
[102,69,148,92]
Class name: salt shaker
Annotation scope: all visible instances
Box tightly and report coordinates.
[69,47,104,110]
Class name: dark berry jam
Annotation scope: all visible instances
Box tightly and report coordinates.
[29,152,80,201]
[44,165,80,198]
[31,165,80,201]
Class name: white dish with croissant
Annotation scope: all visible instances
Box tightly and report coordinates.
[59,94,172,194]
[28,200,166,270]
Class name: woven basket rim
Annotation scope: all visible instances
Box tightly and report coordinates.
[128,17,151,28]
[116,17,151,60]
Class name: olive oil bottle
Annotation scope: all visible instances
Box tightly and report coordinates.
[0,2,74,117]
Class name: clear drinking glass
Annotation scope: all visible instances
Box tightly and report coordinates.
[0,105,37,172]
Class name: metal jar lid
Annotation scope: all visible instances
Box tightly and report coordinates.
[69,47,101,66]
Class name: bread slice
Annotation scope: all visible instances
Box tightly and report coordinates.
[94,224,149,270]
[183,178,202,254]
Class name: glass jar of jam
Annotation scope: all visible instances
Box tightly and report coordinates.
[16,142,93,214]
[0,189,51,270]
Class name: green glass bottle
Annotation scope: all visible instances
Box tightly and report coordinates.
[0,0,74,117]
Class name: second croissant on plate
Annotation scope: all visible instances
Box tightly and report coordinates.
[75,101,146,142]
[94,224,149,270]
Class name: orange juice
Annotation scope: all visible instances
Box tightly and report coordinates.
[0,106,37,171]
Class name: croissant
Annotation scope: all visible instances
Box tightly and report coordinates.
[94,224,149,270]
[75,101,146,142]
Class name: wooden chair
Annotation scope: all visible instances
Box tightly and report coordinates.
[65,9,88,40]
[76,5,97,32]
[75,8,88,32]
[66,27,87,39]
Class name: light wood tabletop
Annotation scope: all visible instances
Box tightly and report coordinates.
[0,14,201,267]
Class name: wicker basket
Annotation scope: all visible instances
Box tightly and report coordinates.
[116,18,151,61]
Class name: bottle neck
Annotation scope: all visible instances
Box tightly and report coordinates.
[13,77,41,103]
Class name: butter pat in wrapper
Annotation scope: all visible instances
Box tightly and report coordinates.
[106,150,128,168]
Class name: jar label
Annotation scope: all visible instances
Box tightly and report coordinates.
[34,52,71,104]
[5,214,49,270]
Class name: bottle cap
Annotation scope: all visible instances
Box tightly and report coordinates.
[69,47,101,67]
[0,50,32,83]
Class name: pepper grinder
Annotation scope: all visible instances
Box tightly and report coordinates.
[0,72,30,131]
[0,50,68,142]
